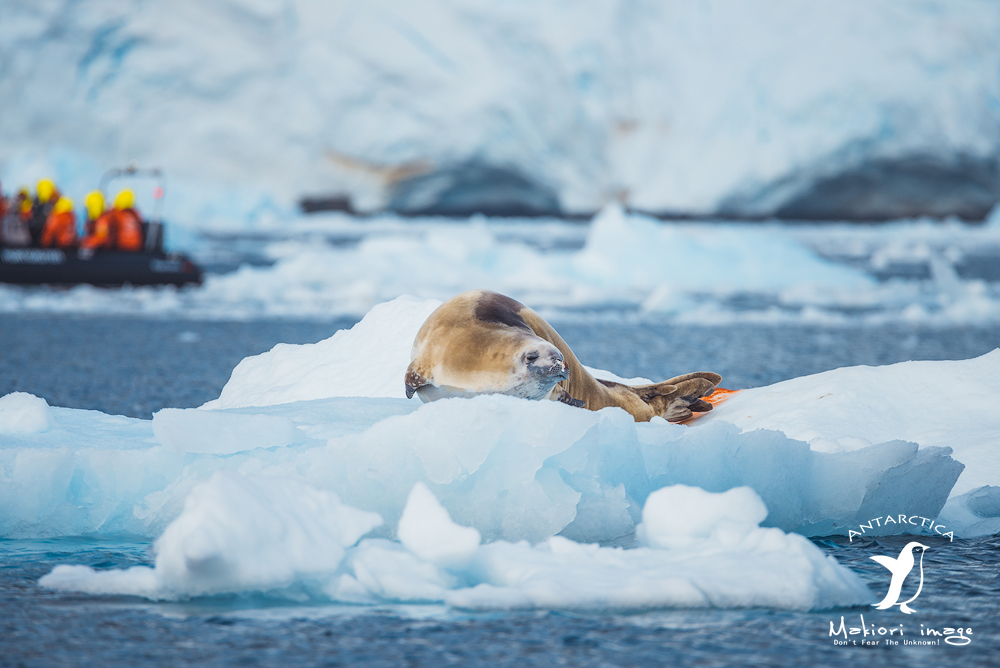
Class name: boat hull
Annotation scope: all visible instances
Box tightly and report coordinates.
[0,247,202,287]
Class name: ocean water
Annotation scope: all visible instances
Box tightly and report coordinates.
[2,535,997,667]
[1,315,998,666]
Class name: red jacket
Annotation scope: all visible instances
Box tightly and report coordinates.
[114,208,144,251]
[81,209,143,251]
[40,211,78,248]
[81,211,115,250]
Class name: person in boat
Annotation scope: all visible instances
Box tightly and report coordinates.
[80,188,144,252]
[40,196,78,249]
[30,179,61,246]
[0,182,7,245]
[83,190,105,238]
[0,187,33,247]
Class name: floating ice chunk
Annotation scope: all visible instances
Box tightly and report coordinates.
[0,392,54,434]
[203,295,441,409]
[152,408,302,454]
[39,564,163,600]
[3,295,991,544]
[41,472,383,599]
[936,485,1000,538]
[398,482,481,568]
[575,203,871,292]
[985,202,1000,229]
[636,485,767,550]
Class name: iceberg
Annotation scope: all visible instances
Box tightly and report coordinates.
[6,293,998,613]
[40,476,873,611]
[1,296,993,546]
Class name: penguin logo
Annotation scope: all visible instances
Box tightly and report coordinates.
[870,542,928,614]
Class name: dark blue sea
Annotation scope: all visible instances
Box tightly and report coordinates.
[1,315,998,667]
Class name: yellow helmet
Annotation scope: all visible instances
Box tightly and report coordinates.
[20,197,32,215]
[37,179,56,203]
[85,191,106,220]
[114,188,135,210]
[53,197,74,215]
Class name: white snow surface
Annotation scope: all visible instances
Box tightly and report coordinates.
[2,1,998,220]
[39,476,873,611]
[703,350,1000,496]
[203,295,441,409]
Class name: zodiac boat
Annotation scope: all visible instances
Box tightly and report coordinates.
[0,165,202,287]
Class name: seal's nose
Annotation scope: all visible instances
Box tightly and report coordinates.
[547,352,569,380]
[527,349,568,380]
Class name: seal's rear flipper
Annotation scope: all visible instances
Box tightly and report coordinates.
[630,372,721,422]
[686,398,714,412]
[659,372,722,387]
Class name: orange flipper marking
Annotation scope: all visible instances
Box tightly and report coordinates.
[681,387,740,425]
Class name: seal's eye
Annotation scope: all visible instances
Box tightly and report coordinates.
[525,351,540,363]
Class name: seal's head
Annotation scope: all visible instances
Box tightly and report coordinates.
[406,290,569,402]
[507,338,568,399]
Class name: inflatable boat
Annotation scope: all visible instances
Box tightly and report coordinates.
[0,165,202,287]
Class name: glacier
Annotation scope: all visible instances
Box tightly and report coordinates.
[2,1,999,222]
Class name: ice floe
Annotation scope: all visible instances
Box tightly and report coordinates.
[1,296,994,548]
[7,293,998,610]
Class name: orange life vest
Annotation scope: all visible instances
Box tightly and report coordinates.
[80,211,116,250]
[114,208,144,251]
[40,211,78,248]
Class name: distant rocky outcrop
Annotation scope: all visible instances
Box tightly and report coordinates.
[721,154,1000,222]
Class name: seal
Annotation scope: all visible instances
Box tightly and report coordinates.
[405,290,721,422]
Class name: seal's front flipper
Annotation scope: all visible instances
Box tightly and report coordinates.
[552,388,585,408]
[404,364,429,399]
